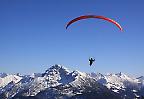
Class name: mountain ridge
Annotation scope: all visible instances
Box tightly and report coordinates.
[0,64,144,99]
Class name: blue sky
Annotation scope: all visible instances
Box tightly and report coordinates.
[0,0,144,76]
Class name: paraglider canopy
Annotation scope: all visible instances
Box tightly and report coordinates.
[66,15,123,31]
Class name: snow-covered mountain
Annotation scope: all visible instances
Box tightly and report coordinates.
[89,72,144,98]
[0,74,22,88]
[0,64,144,99]
[90,72,140,91]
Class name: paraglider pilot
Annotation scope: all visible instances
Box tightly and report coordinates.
[89,57,95,66]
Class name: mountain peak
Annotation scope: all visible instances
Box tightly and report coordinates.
[43,64,70,76]
[0,73,8,78]
[116,72,122,76]
[115,72,127,77]
[49,64,62,70]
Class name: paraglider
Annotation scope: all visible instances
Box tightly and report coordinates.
[66,15,123,31]
[66,15,123,67]
[89,57,95,66]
